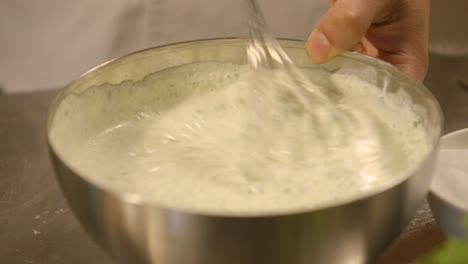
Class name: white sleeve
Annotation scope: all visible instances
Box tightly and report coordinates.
[0,0,147,93]
[147,0,327,47]
[0,0,327,94]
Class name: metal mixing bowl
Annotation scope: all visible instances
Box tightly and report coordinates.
[47,39,443,264]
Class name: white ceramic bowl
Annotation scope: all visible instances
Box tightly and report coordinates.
[429,128,468,239]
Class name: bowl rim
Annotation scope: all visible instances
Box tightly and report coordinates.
[46,38,444,218]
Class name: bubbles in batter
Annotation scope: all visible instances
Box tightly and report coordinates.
[50,62,431,215]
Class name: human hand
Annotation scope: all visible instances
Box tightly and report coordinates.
[307,0,429,81]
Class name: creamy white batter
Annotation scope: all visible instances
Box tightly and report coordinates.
[50,62,431,215]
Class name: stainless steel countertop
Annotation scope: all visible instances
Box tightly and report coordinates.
[1,53,467,264]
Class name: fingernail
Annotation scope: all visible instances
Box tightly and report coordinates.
[307,30,332,63]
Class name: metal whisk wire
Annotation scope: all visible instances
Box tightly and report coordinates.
[239,0,362,182]
[245,0,341,107]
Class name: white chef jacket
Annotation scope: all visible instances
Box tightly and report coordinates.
[0,0,327,93]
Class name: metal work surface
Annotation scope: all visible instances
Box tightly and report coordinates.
[0,52,467,264]
[0,91,112,263]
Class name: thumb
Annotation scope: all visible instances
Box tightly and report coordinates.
[307,0,380,63]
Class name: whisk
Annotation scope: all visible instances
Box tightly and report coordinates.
[240,0,353,182]
[245,0,341,103]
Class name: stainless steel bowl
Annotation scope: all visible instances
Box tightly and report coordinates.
[47,39,443,264]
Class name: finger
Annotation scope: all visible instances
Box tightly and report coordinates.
[351,40,366,54]
[378,48,428,81]
[352,37,378,57]
[367,0,429,80]
[306,0,380,63]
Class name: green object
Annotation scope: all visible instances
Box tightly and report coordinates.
[414,218,468,264]
[413,239,468,264]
